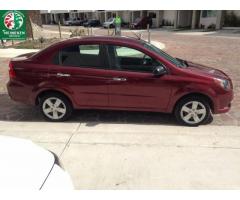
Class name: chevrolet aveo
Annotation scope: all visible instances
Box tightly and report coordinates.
[7,36,233,126]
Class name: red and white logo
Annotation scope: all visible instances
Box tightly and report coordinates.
[4,11,23,30]
[4,12,14,30]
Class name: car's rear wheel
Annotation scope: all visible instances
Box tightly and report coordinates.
[174,96,212,126]
[40,93,73,122]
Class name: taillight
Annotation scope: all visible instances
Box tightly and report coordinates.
[9,61,16,79]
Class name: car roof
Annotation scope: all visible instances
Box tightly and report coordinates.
[56,36,144,46]
[33,36,147,61]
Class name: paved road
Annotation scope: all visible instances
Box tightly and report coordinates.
[0,121,240,189]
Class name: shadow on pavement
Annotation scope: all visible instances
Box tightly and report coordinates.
[0,93,179,126]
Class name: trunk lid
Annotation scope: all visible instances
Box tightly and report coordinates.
[11,52,37,61]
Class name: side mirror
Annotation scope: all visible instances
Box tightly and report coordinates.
[153,65,167,76]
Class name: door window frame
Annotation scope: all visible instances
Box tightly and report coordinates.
[52,43,110,70]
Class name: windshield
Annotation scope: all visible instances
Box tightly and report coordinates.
[143,42,187,68]
[135,18,141,23]
[107,18,114,22]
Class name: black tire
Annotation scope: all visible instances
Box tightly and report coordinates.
[39,93,73,122]
[174,96,212,126]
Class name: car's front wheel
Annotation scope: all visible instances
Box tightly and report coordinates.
[174,96,212,126]
[40,93,73,122]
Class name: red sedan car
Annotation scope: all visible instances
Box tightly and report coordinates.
[7,36,233,126]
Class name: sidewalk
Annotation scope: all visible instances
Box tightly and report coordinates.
[1,121,240,189]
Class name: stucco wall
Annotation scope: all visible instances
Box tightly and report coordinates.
[120,11,131,23]
[226,10,240,17]
[199,17,217,28]
[162,10,175,26]
[224,10,240,27]
[178,11,192,27]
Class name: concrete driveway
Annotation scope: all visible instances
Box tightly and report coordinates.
[1,121,240,189]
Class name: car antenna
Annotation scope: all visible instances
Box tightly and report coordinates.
[132,32,142,40]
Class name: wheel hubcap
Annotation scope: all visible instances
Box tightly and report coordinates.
[42,97,66,120]
[180,101,206,124]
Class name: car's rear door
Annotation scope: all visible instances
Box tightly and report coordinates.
[48,43,110,108]
[106,45,172,112]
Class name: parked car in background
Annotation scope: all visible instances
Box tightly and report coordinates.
[103,17,129,28]
[63,19,71,26]
[7,36,233,126]
[72,19,88,26]
[103,17,115,28]
[0,135,73,189]
[83,19,101,27]
[63,18,87,26]
[63,18,80,26]
[121,21,130,28]
[130,17,149,29]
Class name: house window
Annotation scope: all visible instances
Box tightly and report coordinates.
[202,10,217,18]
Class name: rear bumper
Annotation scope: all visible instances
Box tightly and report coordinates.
[213,90,233,114]
[7,80,35,105]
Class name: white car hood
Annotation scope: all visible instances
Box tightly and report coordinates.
[104,21,114,25]
[0,136,54,189]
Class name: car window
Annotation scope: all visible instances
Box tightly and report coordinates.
[54,44,108,69]
[116,46,144,58]
[108,45,160,73]
[79,44,99,55]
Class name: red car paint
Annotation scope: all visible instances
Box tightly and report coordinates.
[7,36,233,115]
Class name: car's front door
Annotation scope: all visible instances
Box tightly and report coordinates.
[49,43,110,108]
[106,45,172,112]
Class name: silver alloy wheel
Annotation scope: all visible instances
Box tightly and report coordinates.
[180,101,207,125]
[42,97,66,120]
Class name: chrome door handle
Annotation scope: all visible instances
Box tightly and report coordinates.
[57,73,71,77]
[112,77,127,81]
